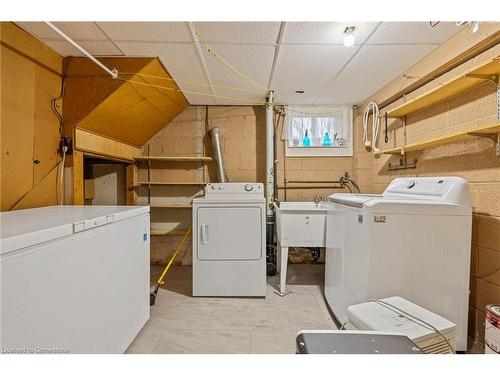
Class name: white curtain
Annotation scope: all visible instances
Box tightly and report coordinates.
[282,107,347,144]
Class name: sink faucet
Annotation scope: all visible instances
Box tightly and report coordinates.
[314,195,323,204]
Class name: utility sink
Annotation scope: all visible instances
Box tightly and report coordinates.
[275,202,327,248]
[274,201,328,295]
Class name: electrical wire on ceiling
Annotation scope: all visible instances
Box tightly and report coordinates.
[118,72,265,93]
[45,21,272,104]
[115,77,267,105]
[188,22,269,92]
[118,72,296,95]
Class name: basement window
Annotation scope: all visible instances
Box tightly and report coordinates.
[282,106,353,157]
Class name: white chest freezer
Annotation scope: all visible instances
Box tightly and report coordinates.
[325,177,472,352]
[0,205,150,354]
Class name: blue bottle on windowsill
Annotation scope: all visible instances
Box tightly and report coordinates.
[322,132,332,146]
[303,130,311,147]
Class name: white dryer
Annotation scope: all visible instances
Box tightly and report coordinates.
[325,176,472,351]
[192,183,266,297]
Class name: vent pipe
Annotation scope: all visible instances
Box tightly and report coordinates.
[208,127,228,183]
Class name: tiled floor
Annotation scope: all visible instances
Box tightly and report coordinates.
[126,264,337,354]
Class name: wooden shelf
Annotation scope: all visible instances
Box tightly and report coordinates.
[135,156,212,162]
[151,229,190,236]
[136,181,206,186]
[387,57,500,118]
[381,122,500,155]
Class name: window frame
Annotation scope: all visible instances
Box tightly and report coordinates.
[284,106,353,157]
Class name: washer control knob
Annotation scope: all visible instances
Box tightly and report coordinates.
[244,184,254,192]
[407,181,416,189]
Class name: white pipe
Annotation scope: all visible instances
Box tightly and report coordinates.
[265,90,274,215]
[57,150,66,205]
[45,22,118,79]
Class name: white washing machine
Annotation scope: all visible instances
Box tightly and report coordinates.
[192,183,266,297]
[325,176,472,351]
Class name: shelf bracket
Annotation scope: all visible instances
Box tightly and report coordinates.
[388,158,418,171]
[468,131,500,156]
[465,73,499,85]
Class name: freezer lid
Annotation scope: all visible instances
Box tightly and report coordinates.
[0,205,149,255]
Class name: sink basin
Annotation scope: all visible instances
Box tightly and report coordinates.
[275,202,327,247]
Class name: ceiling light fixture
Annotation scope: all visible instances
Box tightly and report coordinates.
[343,26,355,47]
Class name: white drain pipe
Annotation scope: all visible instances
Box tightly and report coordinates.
[265,90,274,214]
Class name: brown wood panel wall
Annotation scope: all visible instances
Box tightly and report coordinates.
[64,57,189,148]
[1,22,62,211]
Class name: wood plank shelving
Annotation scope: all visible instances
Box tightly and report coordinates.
[387,57,500,119]
[135,156,212,162]
[382,122,500,155]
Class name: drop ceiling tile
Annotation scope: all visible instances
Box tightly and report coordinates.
[283,22,379,44]
[114,41,213,104]
[16,22,108,41]
[41,39,124,57]
[271,44,355,93]
[273,92,317,106]
[98,22,192,42]
[314,44,436,105]
[193,22,281,45]
[116,42,205,84]
[213,88,267,106]
[367,22,460,45]
[200,43,274,94]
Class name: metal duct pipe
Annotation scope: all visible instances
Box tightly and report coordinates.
[208,127,228,183]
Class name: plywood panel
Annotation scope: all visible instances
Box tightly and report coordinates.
[1,22,63,211]
[11,166,58,210]
[1,29,35,210]
[75,58,188,146]
[62,57,152,133]
[75,128,142,161]
[33,63,62,184]
[126,164,137,205]
[72,150,84,205]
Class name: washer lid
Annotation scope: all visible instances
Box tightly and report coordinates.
[328,194,382,208]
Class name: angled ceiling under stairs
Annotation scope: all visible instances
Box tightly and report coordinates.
[64,57,189,148]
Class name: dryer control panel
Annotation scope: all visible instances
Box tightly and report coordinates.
[205,183,264,196]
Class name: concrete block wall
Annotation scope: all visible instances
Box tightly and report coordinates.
[141,105,355,266]
[353,42,500,347]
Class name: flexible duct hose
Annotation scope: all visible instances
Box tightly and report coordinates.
[363,102,381,156]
